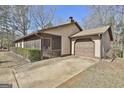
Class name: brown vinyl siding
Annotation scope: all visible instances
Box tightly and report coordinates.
[44,24,81,55]
[101,31,111,58]
[52,36,61,50]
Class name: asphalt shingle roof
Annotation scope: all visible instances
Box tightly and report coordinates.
[71,25,110,38]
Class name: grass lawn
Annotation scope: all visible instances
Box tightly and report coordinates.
[58,59,124,88]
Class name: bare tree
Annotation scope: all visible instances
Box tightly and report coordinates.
[0,5,11,50]
[0,5,56,49]
[54,17,66,26]
[0,5,31,49]
[30,6,55,30]
[82,6,116,29]
[117,6,124,57]
[11,5,30,36]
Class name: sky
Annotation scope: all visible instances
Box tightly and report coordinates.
[54,5,90,22]
[47,5,90,24]
[30,5,91,32]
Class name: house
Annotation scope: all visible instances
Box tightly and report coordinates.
[15,17,113,59]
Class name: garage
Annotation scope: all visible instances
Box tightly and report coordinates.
[75,38,94,57]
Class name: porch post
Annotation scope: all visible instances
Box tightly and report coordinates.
[40,38,43,60]
[18,42,20,47]
[22,40,24,48]
[15,43,17,47]
[71,39,76,55]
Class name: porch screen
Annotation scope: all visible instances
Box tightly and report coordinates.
[52,36,61,50]
[43,39,50,50]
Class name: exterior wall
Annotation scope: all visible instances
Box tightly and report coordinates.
[93,39,101,58]
[15,43,18,47]
[16,41,24,48]
[43,24,81,55]
[101,31,111,58]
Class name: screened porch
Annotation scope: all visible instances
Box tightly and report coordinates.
[42,35,61,58]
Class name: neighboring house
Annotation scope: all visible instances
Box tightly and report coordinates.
[15,17,113,59]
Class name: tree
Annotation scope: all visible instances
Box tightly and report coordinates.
[30,6,55,30]
[44,21,53,28]
[0,5,56,50]
[82,6,116,29]
[11,5,30,36]
[0,6,12,50]
[117,6,124,57]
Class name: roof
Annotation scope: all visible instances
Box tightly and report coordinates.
[15,21,82,42]
[71,25,113,41]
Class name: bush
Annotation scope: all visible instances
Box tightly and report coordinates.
[28,49,41,62]
[15,47,41,62]
[15,47,28,58]
[116,49,123,58]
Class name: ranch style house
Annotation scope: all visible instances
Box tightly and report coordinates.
[15,17,113,59]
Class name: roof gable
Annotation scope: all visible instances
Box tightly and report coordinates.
[15,22,82,42]
[71,25,113,41]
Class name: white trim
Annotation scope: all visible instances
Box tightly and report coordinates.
[71,39,76,55]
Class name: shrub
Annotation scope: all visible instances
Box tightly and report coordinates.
[15,47,41,62]
[28,49,41,62]
[116,49,123,58]
[15,47,28,58]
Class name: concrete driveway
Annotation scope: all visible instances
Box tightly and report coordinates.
[0,52,29,68]
[14,56,98,88]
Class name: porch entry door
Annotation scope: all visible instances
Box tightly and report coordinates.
[42,38,51,57]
